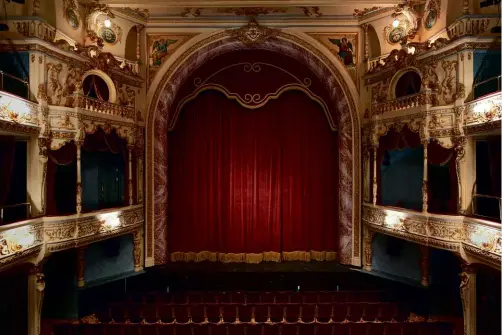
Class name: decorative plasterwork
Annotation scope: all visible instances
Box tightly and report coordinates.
[44,205,143,252]
[227,19,279,45]
[353,7,381,17]
[0,220,44,272]
[363,204,501,270]
[0,92,38,127]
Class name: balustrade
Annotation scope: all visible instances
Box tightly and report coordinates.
[372,91,437,116]
[73,94,135,119]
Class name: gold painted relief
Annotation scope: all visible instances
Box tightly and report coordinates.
[307,33,358,85]
[147,34,198,88]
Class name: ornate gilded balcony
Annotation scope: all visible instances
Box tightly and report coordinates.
[73,94,135,119]
[362,203,501,270]
[372,91,439,116]
[0,205,143,272]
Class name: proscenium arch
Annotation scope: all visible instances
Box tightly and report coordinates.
[145,29,362,267]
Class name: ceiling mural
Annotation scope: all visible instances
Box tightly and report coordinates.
[307,32,358,85]
[147,34,198,88]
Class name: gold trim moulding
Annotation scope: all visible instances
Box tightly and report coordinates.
[362,203,501,270]
[0,205,144,272]
[170,250,337,263]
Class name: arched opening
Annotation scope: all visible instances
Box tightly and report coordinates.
[368,25,381,58]
[124,26,137,61]
[147,31,360,266]
[395,71,422,98]
[83,74,110,101]
[166,50,338,262]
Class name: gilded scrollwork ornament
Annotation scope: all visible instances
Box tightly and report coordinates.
[228,19,279,45]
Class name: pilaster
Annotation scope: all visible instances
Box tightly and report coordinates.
[132,229,143,272]
[460,263,477,335]
[27,265,45,335]
[363,227,375,272]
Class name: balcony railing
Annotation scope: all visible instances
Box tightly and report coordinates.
[0,71,30,100]
[473,193,501,222]
[473,75,501,99]
[73,94,135,119]
[372,91,438,116]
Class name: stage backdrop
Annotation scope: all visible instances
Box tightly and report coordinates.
[166,50,340,263]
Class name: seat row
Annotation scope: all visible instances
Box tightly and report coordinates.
[54,321,456,335]
[135,291,387,304]
[98,302,408,324]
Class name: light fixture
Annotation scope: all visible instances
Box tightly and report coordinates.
[392,19,400,28]
[104,17,111,28]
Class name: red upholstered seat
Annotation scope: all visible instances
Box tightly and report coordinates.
[96,308,113,323]
[143,304,159,323]
[157,324,174,335]
[53,324,76,335]
[303,292,319,304]
[261,292,275,304]
[172,293,188,304]
[393,305,410,322]
[332,323,350,335]
[361,303,379,322]
[219,292,232,304]
[188,292,203,304]
[142,324,160,335]
[80,324,104,335]
[284,304,301,323]
[367,322,385,335]
[377,303,395,322]
[275,292,289,303]
[314,323,334,335]
[205,304,222,323]
[262,323,277,335]
[289,293,303,304]
[254,305,270,323]
[300,304,316,323]
[189,304,206,323]
[346,303,364,322]
[280,323,299,335]
[221,304,237,323]
[158,304,175,323]
[173,305,190,324]
[331,304,347,323]
[203,293,218,304]
[402,322,421,335]
[192,324,210,335]
[172,324,193,335]
[128,303,143,323]
[384,323,403,335]
[269,304,285,323]
[105,324,126,335]
[361,291,383,302]
[210,324,228,335]
[245,324,263,335]
[316,303,333,322]
[332,292,348,303]
[110,303,128,323]
[318,292,333,304]
[123,324,141,335]
[350,323,369,335]
[232,292,246,304]
[237,305,253,323]
[245,293,261,304]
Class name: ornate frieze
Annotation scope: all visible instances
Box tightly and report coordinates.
[0,92,38,127]
[363,204,501,270]
[0,220,44,272]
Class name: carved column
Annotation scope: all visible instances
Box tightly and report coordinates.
[128,145,134,206]
[363,227,375,271]
[132,229,143,272]
[460,264,477,335]
[32,0,40,16]
[76,141,82,214]
[362,24,369,63]
[28,265,45,335]
[137,148,144,204]
[419,245,429,287]
[372,146,378,206]
[455,136,475,215]
[76,247,85,288]
[363,147,371,202]
[422,139,429,213]
[37,137,50,216]
[135,25,141,61]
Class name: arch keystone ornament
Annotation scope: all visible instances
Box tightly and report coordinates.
[145,21,362,267]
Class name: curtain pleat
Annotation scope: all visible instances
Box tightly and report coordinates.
[168,90,338,262]
[46,141,77,215]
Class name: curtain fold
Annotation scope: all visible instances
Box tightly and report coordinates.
[168,90,338,263]
[0,136,16,209]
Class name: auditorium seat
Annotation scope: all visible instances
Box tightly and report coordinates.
[143,304,159,323]
[129,303,143,323]
[289,292,303,304]
[172,324,193,335]
[110,304,128,323]
[173,293,188,304]
[346,303,364,322]
[245,292,261,304]
[269,304,285,323]
[237,304,253,323]
[232,292,245,304]
[316,303,333,322]
[158,304,175,323]
[318,292,333,304]
[221,304,237,323]
[261,292,275,304]
[245,324,263,335]
[377,303,394,322]
[211,324,228,335]
[284,304,301,323]
[157,324,174,335]
[368,323,386,335]
[300,304,316,323]
[123,324,141,335]
[95,308,113,323]
[254,305,270,323]
[142,324,160,335]
[315,323,333,335]
[207,304,223,323]
[350,322,369,335]
[331,304,347,322]
[190,304,206,323]
[173,305,190,323]
[332,323,350,335]
[384,323,403,335]
[188,292,204,304]
[362,303,379,322]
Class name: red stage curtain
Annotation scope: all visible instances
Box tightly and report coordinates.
[168,90,338,263]
[0,136,16,210]
[376,126,421,205]
[428,140,458,214]
[46,141,77,215]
